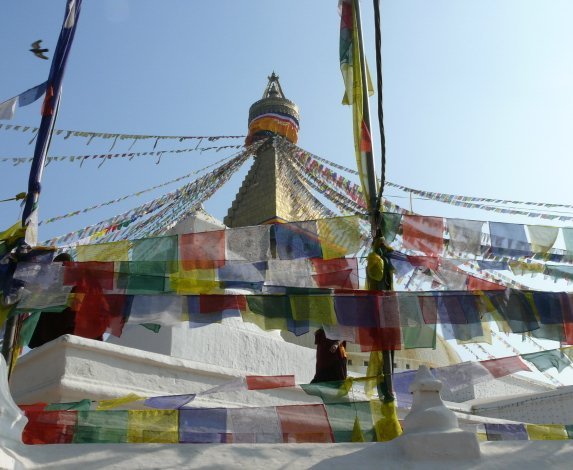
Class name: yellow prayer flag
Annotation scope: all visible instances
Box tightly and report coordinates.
[290,295,336,325]
[169,269,219,294]
[317,216,362,260]
[127,410,179,443]
[370,399,402,441]
[76,240,131,262]
[526,424,568,440]
[96,393,143,411]
[351,415,366,442]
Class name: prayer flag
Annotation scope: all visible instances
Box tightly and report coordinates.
[45,399,91,411]
[290,290,337,325]
[564,228,573,260]
[480,356,530,378]
[96,393,143,411]
[447,218,484,255]
[245,375,295,390]
[521,350,571,373]
[127,295,185,326]
[144,394,196,410]
[274,221,322,260]
[276,404,334,443]
[229,407,283,443]
[22,410,77,444]
[22,0,83,238]
[17,81,48,107]
[312,258,359,289]
[380,212,402,244]
[527,225,559,254]
[339,0,376,206]
[179,408,229,443]
[179,230,225,270]
[489,222,532,258]
[76,240,130,262]
[433,361,492,392]
[402,215,444,255]
[225,225,271,261]
[334,292,379,327]
[266,259,315,288]
[485,423,528,441]
[132,235,178,263]
[169,269,219,294]
[127,410,178,443]
[0,96,18,120]
[316,216,362,259]
[526,424,568,440]
[74,410,128,443]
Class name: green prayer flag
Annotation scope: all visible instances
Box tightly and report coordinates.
[140,323,162,333]
[521,350,572,373]
[381,213,402,243]
[46,399,92,411]
[74,410,129,443]
[18,312,42,348]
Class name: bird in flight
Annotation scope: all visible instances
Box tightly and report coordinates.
[30,40,49,60]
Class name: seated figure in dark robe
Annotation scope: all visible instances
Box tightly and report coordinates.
[311,328,347,383]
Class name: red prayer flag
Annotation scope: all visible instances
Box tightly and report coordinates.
[199,294,247,313]
[480,356,530,378]
[22,410,77,444]
[561,293,573,345]
[356,326,401,352]
[245,375,296,390]
[402,215,444,256]
[418,295,438,324]
[63,261,114,290]
[406,255,440,271]
[276,404,334,443]
[467,275,505,291]
[311,258,358,289]
[180,230,225,270]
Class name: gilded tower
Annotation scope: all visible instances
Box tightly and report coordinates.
[224,73,326,227]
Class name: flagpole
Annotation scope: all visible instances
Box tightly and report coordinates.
[1,0,82,370]
[353,0,394,401]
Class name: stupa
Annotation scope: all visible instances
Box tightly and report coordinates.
[8,74,557,423]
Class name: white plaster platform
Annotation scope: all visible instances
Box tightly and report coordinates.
[10,334,318,408]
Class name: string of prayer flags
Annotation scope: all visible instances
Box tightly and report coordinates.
[0,122,244,143]
[39,155,238,226]
[22,404,573,444]
[339,0,376,207]
[281,145,573,214]
[2,146,243,166]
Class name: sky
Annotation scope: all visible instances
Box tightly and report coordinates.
[2,1,573,383]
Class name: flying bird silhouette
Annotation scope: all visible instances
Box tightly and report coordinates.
[30,40,49,60]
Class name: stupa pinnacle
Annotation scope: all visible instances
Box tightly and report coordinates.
[224,74,325,228]
[245,72,300,145]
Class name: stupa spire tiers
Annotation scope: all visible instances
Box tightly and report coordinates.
[245,73,300,145]
[224,74,324,228]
